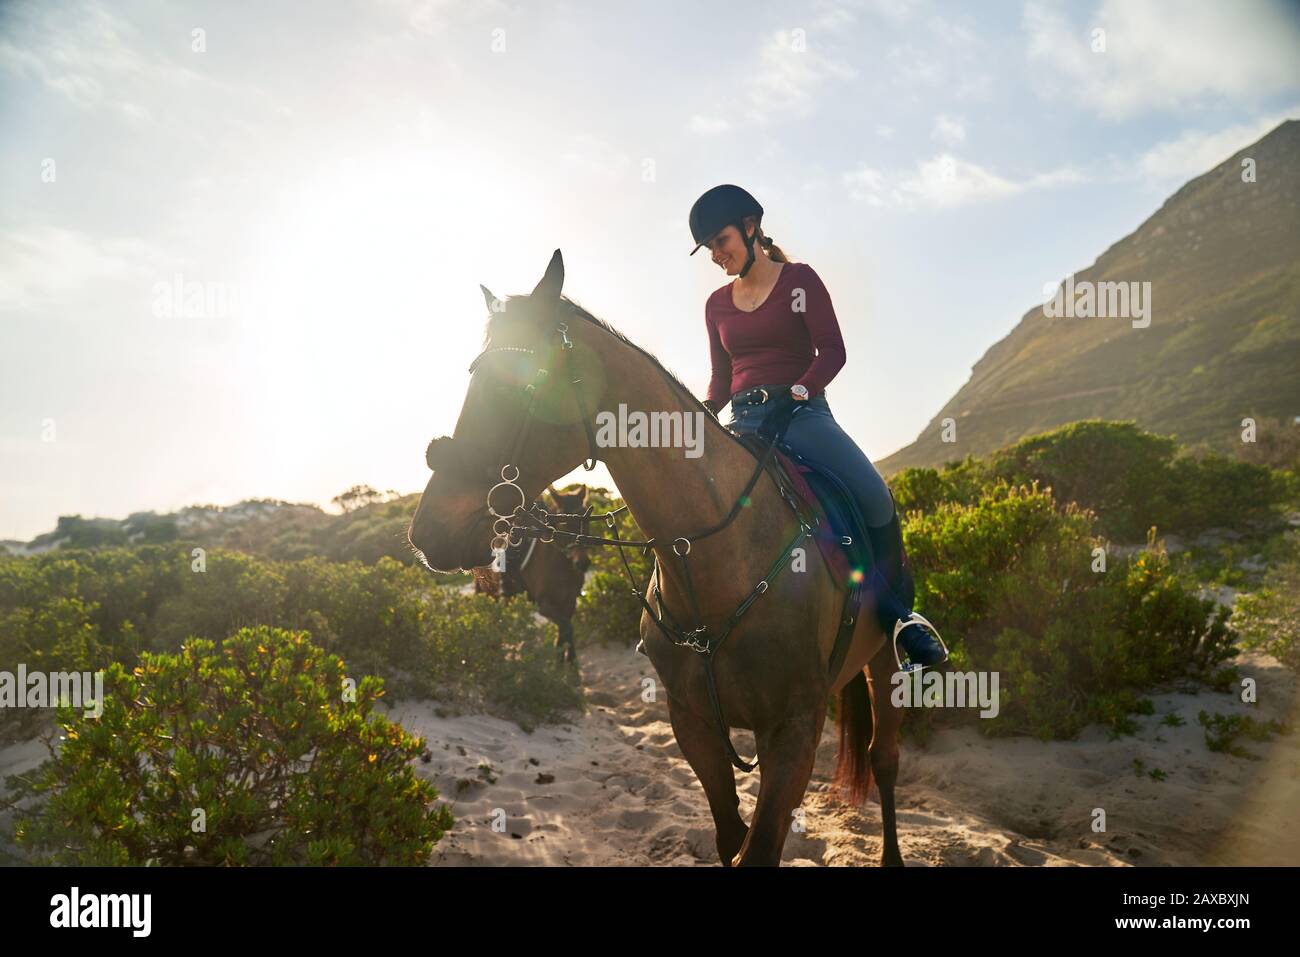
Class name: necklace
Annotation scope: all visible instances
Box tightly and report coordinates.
[731,262,785,312]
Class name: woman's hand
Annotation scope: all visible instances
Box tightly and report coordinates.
[757,389,802,441]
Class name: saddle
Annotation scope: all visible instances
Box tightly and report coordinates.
[730,433,875,578]
[730,430,876,683]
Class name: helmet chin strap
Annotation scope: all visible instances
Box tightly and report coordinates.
[736,220,759,278]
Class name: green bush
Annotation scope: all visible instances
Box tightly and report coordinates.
[903,482,1236,738]
[29,516,127,550]
[1197,710,1290,759]
[0,546,582,738]
[1164,453,1283,533]
[572,488,652,649]
[889,464,975,517]
[892,420,1288,540]
[409,587,581,728]
[150,550,288,654]
[7,626,453,865]
[575,569,646,647]
[1231,531,1300,671]
[984,422,1180,539]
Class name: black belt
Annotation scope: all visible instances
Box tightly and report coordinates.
[731,384,792,407]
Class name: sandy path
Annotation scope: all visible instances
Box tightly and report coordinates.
[4,643,1293,867]
[390,643,1299,867]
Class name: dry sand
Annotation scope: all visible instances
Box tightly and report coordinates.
[3,646,1294,868]
[384,643,1299,867]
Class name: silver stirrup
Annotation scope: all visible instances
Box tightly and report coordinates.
[892,611,950,674]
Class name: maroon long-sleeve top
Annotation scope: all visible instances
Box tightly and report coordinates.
[704,261,847,406]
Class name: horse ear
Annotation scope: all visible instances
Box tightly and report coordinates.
[530,249,565,300]
[480,284,501,314]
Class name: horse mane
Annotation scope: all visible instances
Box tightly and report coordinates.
[484,294,749,453]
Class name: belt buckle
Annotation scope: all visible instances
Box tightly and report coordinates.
[745,387,768,406]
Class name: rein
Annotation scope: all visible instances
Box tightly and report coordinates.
[457,302,821,771]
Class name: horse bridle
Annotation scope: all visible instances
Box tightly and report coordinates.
[462,305,602,556]
[441,299,824,772]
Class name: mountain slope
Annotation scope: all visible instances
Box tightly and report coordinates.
[879,119,1300,474]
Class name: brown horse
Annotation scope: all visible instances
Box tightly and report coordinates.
[409,249,906,867]
[472,484,591,664]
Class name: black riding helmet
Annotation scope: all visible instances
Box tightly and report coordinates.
[689,184,769,279]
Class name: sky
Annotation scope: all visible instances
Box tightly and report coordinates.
[1,0,1298,539]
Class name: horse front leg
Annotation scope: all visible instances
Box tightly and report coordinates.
[666,694,748,865]
[557,618,577,665]
[734,713,821,866]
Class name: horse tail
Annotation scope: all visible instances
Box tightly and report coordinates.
[831,671,873,807]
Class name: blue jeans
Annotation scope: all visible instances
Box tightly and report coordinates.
[726,388,896,527]
[727,386,914,635]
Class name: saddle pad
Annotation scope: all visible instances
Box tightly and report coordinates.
[773,448,860,586]
[730,432,856,587]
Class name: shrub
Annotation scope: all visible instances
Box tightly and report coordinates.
[902,482,1237,738]
[892,420,1289,540]
[1231,531,1300,671]
[1164,453,1282,533]
[411,587,582,728]
[1197,710,1290,759]
[151,550,288,654]
[6,626,452,865]
[575,569,646,647]
[572,488,652,649]
[983,421,1180,540]
[0,546,581,735]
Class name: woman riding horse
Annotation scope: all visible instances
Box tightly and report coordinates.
[690,184,948,673]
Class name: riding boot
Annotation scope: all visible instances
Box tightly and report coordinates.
[865,493,947,671]
[866,491,915,608]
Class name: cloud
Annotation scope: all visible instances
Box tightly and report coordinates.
[859,0,924,23]
[1024,0,1300,118]
[1136,110,1300,182]
[844,166,887,206]
[0,0,205,112]
[372,0,506,36]
[931,114,966,146]
[885,42,942,87]
[558,132,632,180]
[899,154,1018,207]
[746,28,857,123]
[845,154,1086,209]
[808,0,859,31]
[688,114,731,135]
[0,226,183,313]
[877,8,991,101]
